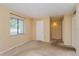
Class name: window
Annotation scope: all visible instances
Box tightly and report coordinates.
[18,20,24,34]
[10,17,24,35]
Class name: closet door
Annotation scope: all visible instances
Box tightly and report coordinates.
[36,21,44,41]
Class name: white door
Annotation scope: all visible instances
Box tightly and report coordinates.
[36,21,44,41]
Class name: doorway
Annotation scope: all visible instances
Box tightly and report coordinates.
[50,16,63,44]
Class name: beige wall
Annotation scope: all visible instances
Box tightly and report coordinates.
[50,17,62,40]
[57,4,79,55]
[32,17,50,42]
[0,5,51,54]
[0,6,32,53]
[72,14,76,48]
[0,4,77,55]
[62,13,72,46]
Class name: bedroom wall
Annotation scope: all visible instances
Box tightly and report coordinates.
[74,4,79,55]
[62,13,72,46]
[0,6,32,53]
[0,6,50,54]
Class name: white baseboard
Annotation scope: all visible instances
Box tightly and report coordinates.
[0,40,32,55]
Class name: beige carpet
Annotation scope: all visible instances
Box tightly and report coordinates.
[1,40,76,56]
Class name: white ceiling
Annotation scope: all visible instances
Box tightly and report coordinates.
[1,3,76,17]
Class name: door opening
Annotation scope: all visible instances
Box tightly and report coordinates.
[50,16,63,44]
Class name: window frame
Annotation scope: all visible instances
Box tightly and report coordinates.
[10,17,24,36]
[17,19,24,35]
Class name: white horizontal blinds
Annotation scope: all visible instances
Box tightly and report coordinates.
[10,13,24,35]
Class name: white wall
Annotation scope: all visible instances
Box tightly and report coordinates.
[72,14,77,48]
[74,4,79,55]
